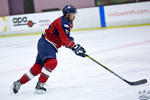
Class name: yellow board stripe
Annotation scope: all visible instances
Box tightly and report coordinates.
[0,23,150,38]
[72,23,150,31]
[2,16,6,21]
[0,32,42,38]
[3,27,7,32]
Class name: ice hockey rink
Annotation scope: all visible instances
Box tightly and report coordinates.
[0,26,150,100]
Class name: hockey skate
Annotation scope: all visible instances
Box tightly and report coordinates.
[11,80,22,94]
[34,81,46,94]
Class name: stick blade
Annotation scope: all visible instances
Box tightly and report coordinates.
[125,79,147,86]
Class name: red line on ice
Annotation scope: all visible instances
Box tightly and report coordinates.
[0,40,150,75]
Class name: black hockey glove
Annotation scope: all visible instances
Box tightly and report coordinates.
[71,44,86,57]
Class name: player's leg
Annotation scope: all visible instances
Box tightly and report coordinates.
[19,54,43,84]
[19,64,43,84]
[12,54,43,94]
[35,35,58,94]
[35,58,57,93]
[39,58,57,83]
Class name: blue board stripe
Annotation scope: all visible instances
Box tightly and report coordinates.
[99,6,106,27]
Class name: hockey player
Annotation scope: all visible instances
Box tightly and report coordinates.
[12,5,86,94]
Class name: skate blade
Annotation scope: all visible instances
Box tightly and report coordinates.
[34,89,46,94]
[10,85,17,95]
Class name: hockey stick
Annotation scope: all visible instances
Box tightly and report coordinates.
[85,54,147,86]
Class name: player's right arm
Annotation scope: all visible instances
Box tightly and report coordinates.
[55,18,86,57]
[55,18,75,48]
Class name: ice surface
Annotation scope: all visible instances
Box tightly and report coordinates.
[0,26,150,100]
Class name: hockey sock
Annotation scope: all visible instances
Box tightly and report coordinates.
[39,59,57,83]
[20,63,43,84]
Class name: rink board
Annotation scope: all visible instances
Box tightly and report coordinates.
[0,2,150,36]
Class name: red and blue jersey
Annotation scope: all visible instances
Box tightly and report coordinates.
[43,16,75,50]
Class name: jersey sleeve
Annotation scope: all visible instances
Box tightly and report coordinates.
[56,18,75,48]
